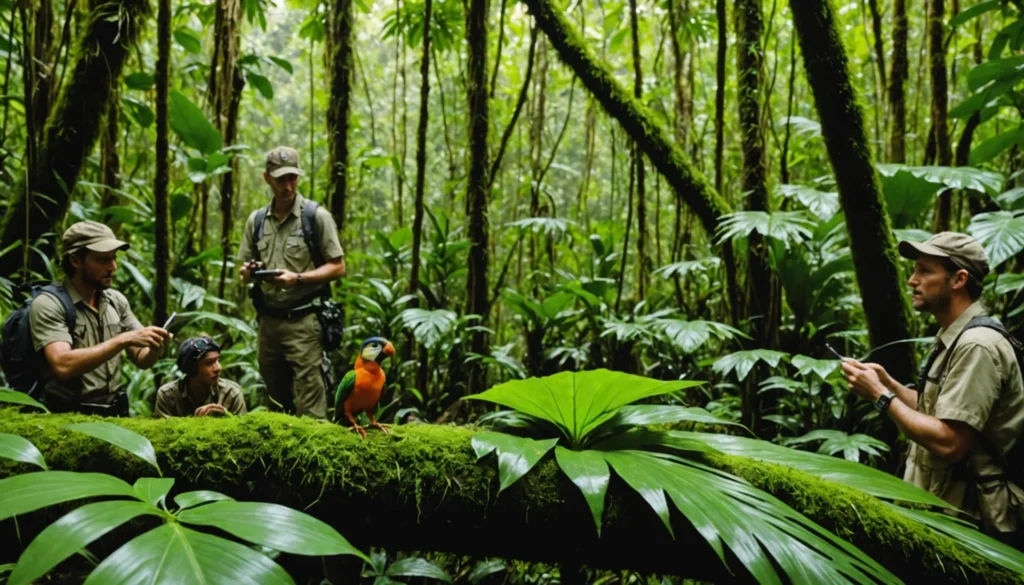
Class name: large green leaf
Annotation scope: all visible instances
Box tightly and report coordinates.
[949,0,1000,27]
[596,405,745,433]
[604,451,900,585]
[781,430,889,462]
[714,211,816,249]
[713,350,790,382]
[174,490,235,510]
[886,502,1024,577]
[0,433,47,470]
[178,501,366,559]
[173,28,202,53]
[246,70,274,99]
[995,186,1024,211]
[0,471,137,521]
[467,560,506,584]
[668,432,949,507]
[967,55,1024,92]
[134,477,175,506]
[554,447,610,535]
[465,370,703,444]
[398,308,457,349]
[876,164,1005,227]
[791,355,840,380]
[8,500,162,585]
[970,125,1024,165]
[657,319,746,353]
[385,558,453,582]
[652,257,721,280]
[65,422,161,475]
[470,432,558,492]
[83,524,294,585]
[775,184,840,221]
[169,90,223,155]
[123,71,155,90]
[968,210,1024,268]
[0,389,49,412]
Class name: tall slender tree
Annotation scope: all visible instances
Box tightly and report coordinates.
[714,0,726,196]
[628,0,649,299]
[465,0,490,396]
[409,0,432,301]
[929,0,952,230]
[154,0,170,325]
[888,0,908,163]
[328,0,354,232]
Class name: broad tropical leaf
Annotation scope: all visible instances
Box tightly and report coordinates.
[65,422,161,475]
[995,187,1024,211]
[791,355,840,380]
[779,115,822,137]
[465,370,703,444]
[595,405,745,434]
[0,471,137,521]
[0,389,49,412]
[714,211,816,249]
[385,557,453,582]
[554,447,610,535]
[83,524,294,585]
[713,350,790,382]
[467,560,506,584]
[0,433,47,470]
[8,501,162,585]
[169,90,222,155]
[781,430,889,462]
[174,490,235,510]
[397,308,457,349]
[506,217,576,237]
[968,210,1024,268]
[134,477,175,506]
[876,164,1004,227]
[657,319,746,353]
[471,432,558,491]
[178,501,366,559]
[991,273,1024,296]
[775,184,840,221]
[652,257,721,279]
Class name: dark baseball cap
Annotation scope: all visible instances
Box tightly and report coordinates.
[62,221,130,256]
[265,146,303,178]
[898,231,989,281]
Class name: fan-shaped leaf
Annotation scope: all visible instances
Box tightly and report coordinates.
[0,433,47,470]
[776,185,840,221]
[791,355,840,380]
[8,501,162,585]
[652,257,721,279]
[398,308,457,349]
[470,432,557,492]
[713,350,790,382]
[65,422,161,475]
[83,524,294,585]
[178,501,366,559]
[657,319,745,353]
[506,217,576,237]
[715,211,815,248]
[968,210,1024,268]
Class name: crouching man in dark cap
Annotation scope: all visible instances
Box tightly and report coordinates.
[154,337,248,417]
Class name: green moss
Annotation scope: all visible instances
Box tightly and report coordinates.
[0,409,1017,583]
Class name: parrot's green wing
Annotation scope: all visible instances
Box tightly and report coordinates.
[333,369,357,421]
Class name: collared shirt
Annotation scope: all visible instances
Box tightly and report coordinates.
[153,377,248,417]
[237,194,344,309]
[29,279,143,406]
[904,302,1024,532]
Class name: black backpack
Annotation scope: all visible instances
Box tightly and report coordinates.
[251,199,327,269]
[0,284,76,396]
[922,315,1024,484]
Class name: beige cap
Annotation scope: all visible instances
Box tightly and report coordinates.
[265,146,304,178]
[898,231,989,281]
[62,221,129,256]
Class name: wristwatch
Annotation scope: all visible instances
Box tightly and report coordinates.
[874,391,897,413]
[296,274,304,284]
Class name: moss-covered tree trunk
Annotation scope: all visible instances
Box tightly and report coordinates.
[930,0,952,231]
[0,0,148,278]
[519,0,741,321]
[628,0,648,300]
[714,0,726,196]
[887,0,908,163]
[0,411,1018,585]
[327,0,354,232]
[153,0,169,325]
[465,0,490,397]
[409,0,432,395]
[789,0,916,387]
[99,88,120,223]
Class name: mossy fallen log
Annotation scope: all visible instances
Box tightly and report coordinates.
[0,410,1016,584]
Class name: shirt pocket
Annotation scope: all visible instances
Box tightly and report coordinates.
[283,236,309,272]
[256,238,271,263]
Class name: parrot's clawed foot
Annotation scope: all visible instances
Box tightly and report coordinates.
[350,424,368,439]
[370,421,390,435]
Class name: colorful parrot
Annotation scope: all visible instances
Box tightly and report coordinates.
[334,337,396,439]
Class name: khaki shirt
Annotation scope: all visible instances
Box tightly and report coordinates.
[153,377,247,417]
[904,302,1024,532]
[237,194,344,309]
[29,280,143,406]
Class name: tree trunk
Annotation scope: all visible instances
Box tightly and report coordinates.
[628,0,648,299]
[217,68,244,303]
[0,0,149,278]
[99,86,121,220]
[328,0,353,232]
[789,0,916,387]
[154,0,170,325]
[1,411,1017,585]
[465,0,490,397]
[867,0,886,99]
[930,0,952,231]
[887,0,907,163]
[409,0,432,300]
[714,0,726,196]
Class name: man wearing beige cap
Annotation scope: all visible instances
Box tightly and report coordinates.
[843,231,1024,547]
[29,221,172,414]
[237,146,345,420]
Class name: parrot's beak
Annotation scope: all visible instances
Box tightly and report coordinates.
[382,341,396,358]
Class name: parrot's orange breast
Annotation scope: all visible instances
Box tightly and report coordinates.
[347,366,386,413]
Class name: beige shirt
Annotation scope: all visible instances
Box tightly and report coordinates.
[153,377,248,417]
[904,302,1024,531]
[29,280,143,406]
[237,194,344,309]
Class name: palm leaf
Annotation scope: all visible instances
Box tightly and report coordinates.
[776,184,840,221]
[967,210,1024,268]
[713,350,790,382]
[714,211,816,249]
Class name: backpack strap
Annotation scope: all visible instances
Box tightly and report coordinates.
[36,284,76,333]
[301,200,326,268]
[251,204,271,261]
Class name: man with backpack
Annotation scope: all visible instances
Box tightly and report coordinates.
[842,231,1024,548]
[237,146,345,420]
[11,221,172,414]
